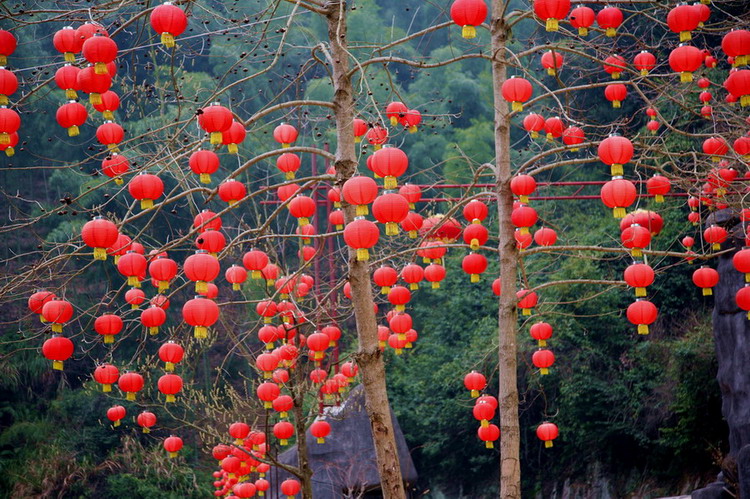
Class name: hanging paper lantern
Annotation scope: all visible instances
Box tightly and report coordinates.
[189,149,220,184]
[94,313,123,344]
[119,372,145,401]
[342,176,378,216]
[703,136,729,162]
[669,44,703,82]
[450,0,488,39]
[150,2,188,48]
[276,153,301,180]
[424,263,447,289]
[343,219,379,261]
[149,255,178,292]
[667,4,700,42]
[372,193,410,235]
[533,227,557,246]
[374,266,398,294]
[501,76,533,112]
[627,300,658,334]
[53,26,82,62]
[603,55,627,80]
[164,436,183,458]
[633,51,656,75]
[137,411,157,433]
[533,0,571,31]
[273,123,298,148]
[511,205,538,234]
[81,216,119,261]
[399,184,422,209]
[704,224,727,250]
[597,6,623,37]
[82,34,118,74]
[366,125,388,150]
[221,121,246,154]
[530,321,553,347]
[353,118,368,142]
[598,135,633,176]
[182,296,220,338]
[371,146,409,189]
[158,373,183,403]
[541,50,564,76]
[604,83,627,108]
[464,223,489,250]
[532,349,555,375]
[510,175,536,204]
[462,253,488,283]
[517,289,538,315]
[42,299,74,333]
[107,405,126,427]
[94,364,119,392]
[128,173,164,210]
[464,371,487,397]
[621,223,651,257]
[463,199,489,223]
[523,113,545,138]
[198,102,233,145]
[76,65,112,105]
[569,6,595,35]
[624,263,654,297]
[543,116,565,140]
[722,30,750,67]
[478,424,500,449]
[646,175,670,202]
[42,335,74,370]
[536,422,559,448]
[562,126,585,151]
[692,266,719,295]
[218,179,247,206]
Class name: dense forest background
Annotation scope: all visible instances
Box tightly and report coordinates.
[0,0,730,497]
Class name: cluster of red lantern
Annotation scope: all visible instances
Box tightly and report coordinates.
[384,101,422,133]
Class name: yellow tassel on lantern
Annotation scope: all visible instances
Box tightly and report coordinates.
[90,93,102,106]
[130,303,139,310]
[680,31,691,42]
[232,283,240,291]
[5,146,14,157]
[298,217,309,226]
[94,247,107,260]
[611,71,621,79]
[0,132,8,145]
[741,95,750,107]
[127,276,140,287]
[613,207,626,219]
[194,326,207,339]
[94,62,107,74]
[470,389,479,398]
[530,130,539,139]
[611,165,624,177]
[64,52,75,62]
[638,324,649,335]
[52,323,62,332]
[210,132,222,145]
[431,282,440,289]
[200,173,211,184]
[389,116,399,126]
[546,133,554,141]
[680,72,693,83]
[395,348,403,355]
[520,227,529,236]
[396,304,405,312]
[540,367,549,375]
[471,274,480,283]
[166,394,175,403]
[384,176,397,189]
[165,362,174,372]
[0,95,7,106]
[386,222,399,236]
[158,281,169,292]
[195,281,207,293]
[228,199,238,206]
[578,27,588,36]
[379,340,386,349]
[635,287,646,297]
[713,243,721,250]
[250,270,261,280]
[113,419,120,427]
[227,143,238,154]
[546,68,556,76]
[102,384,111,392]
[265,342,273,350]
[126,392,136,401]
[53,360,64,370]
[462,25,477,39]
[522,308,531,316]
[161,32,176,48]
[354,136,362,143]
[405,342,413,348]
[538,339,547,347]
[546,18,559,31]
[113,177,123,185]
[480,419,489,428]
[282,143,290,148]
[104,334,114,344]
[373,144,382,151]
[102,111,114,121]
[140,199,154,210]
[423,257,431,264]
[169,452,177,458]
[631,248,642,258]
[142,427,150,434]
[703,287,712,296]
[545,440,553,448]
[655,194,664,203]
[640,69,649,76]
[612,100,621,109]
[409,125,418,133]
[485,441,494,449]
[511,101,523,112]
[107,143,120,152]
[381,286,391,295]
[408,230,417,239]
[606,27,616,37]
[149,327,158,335]
[409,283,418,291]
[356,248,369,261]
[264,401,273,409]
[285,171,295,180]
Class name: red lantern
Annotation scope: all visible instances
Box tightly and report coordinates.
[463,199,489,223]
[102,153,129,185]
[164,436,183,458]
[703,136,729,162]
[510,175,536,203]
[273,123,298,148]
[41,299,74,333]
[722,30,750,67]
[604,83,627,108]
[82,34,118,74]
[621,210,663,236]
[28,290,56,322]
[128,173,163,210]
[78,23,109,41]
[621,223,651,257]
[0,106,19,146]
[94,314,122,344]
[534,227,557,246]
[536,422,559,448]
[501,76,533,112]
[464,371,486,397]
[184,251,220,294]
[634,51,656,75]
[624,263,654,297]
[462,253,488,283]
[601,56,627,82]
[478,424,500,449]
[117,251,147,288]
[0,68,17,106]
[530,321,553,347]
[667,4,700,42]
[148,255,178,292]
[182,296,220,338]
[281,479,302,498]
[353,118,368,142]
[464,223,489,251]
[141,305,166,335]
[310,420,331,444]
[344,219,379,261]
[568,6,594,35]
[543,116,565,140]
[288,195,315,226]
[243,249,269,280]
[42,335,74,371]
[403,109,421,133]
[724,70,750,107]
[158,341,184,371]
[399,184,422,209]
[53,26,82,62]
[424,263,446,289]
[273,421,294,446]
[91,90,119,121]
[388,285,412,312]
[532,349,554,375]
[601,178,636,219]
[515,229,533,250]
[450,0,488,39]
[373,193,410,235]
[107,405,126,427]
[225,265,247,291]
[125,288,145,310]
[541,50,563,76]
[343,176,378,216]
[597,6,623,37]
[188,149,219,184]
[54,64,80,100]
[562,126,585,151]
[157,373,183,403]
[276,153,301,180]
[77,65,112,105]
[511,205,538,234]
[627,300,658,334]
[533,0,571,31]
[81,216,119,261]
[645,175,670,202]
[150,2,188,48]
[692,266,719,296]
[55,101,87,137]
[118,372,144,401]
[371,146,409,189]
[96,121,124,152]
[523,113,545,138]
[704,224,727,250]
[669,44,703,82]
[366,125,388,150]
[257,381,281,409]
[137,411,157,433]
[221,120,246,154]
[385,101,408,126]
[517,289,538,315]
[199,103,233,145]
[374,266,398,294]
[473,399,496,427]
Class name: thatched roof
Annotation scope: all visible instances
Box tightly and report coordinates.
[272,384,418,497]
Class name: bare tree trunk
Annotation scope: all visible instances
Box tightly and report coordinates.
[325,2,407,497]
[490,5,522,499]
[292,371,314,497]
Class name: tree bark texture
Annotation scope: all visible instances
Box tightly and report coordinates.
[490,5,522,499]
[325,2,407,497]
